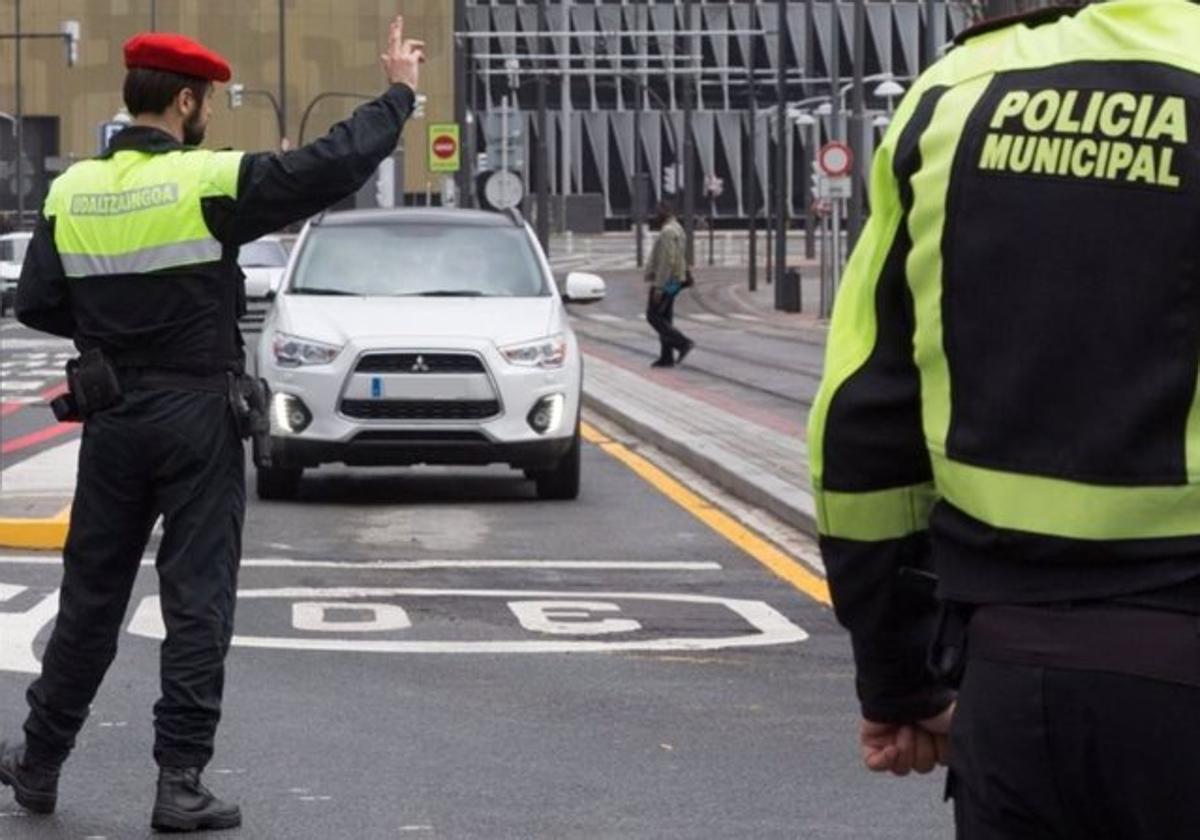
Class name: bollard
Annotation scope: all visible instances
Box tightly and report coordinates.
[566,230,575,255]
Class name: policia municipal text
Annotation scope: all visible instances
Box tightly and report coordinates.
[810,1,1200,837]
[0,17,425,833]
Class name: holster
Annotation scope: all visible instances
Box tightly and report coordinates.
[928,601,973,689]
[51,349,123,422]
[228,373,272,468]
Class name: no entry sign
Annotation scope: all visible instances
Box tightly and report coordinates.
[428,124,461,173]
[818,141,854,177]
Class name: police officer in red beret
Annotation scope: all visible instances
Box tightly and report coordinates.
[1,16,424,832]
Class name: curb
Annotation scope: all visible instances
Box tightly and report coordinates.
[582,390,818,538]
[0,505,71,550]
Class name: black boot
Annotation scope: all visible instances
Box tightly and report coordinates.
[0,740,60,814]
[151,767,241,833]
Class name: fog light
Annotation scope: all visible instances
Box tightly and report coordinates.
[527,394,565,435]
[271,393,312,434]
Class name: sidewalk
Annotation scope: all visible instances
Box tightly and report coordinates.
[582,353,817,536]
[576,261,826,538]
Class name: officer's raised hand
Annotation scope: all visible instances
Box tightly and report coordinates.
[380,14,426,91]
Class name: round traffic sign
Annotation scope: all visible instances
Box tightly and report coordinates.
[818,142,854,177]
[433,134,458,160]
[484,170,525,211]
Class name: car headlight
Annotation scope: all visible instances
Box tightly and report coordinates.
[500,334,567,369]
[271,333,342,367]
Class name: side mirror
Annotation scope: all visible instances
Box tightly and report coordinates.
[264,289,277,303]
[563,272,606,305]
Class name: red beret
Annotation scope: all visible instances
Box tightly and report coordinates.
[123,32,232,83]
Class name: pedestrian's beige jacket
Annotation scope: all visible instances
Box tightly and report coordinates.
[644,218,687,291]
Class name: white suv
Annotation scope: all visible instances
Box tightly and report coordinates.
[254,208,606,501]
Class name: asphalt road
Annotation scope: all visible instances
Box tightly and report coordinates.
[0,320,952,839]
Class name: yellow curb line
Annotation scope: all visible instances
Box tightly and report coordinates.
[0,504,71,551]
[581,422,831,606]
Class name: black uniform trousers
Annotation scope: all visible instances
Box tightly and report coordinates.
[23,387,244,770]
[948,606,1200,840]
[646,287,690,364]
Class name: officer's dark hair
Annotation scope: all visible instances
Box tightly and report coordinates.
[655,200,677,220]
[123,67,211,117]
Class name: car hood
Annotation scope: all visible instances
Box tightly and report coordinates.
[274,295,562,346]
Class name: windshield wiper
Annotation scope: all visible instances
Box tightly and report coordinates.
[404,290,485,298]
[292,287,358,296]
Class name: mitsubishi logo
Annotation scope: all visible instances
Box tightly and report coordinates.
[411,355,431,373]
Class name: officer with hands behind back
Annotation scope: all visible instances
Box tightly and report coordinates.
[811,0,1200,837]
[0,14,424,833]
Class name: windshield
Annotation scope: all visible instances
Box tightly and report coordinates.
[238,240,288,268]
[290,223,548,298]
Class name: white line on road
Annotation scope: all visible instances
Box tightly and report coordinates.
[0,555,723,572]
[126,587,808,653]
[687,313,724,323]
[0,438,80,494]
[0,584,60,673]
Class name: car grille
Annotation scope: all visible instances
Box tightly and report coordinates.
[340,400,501,421]
[355,353,486,374]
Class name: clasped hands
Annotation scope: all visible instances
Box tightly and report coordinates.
[860,703,955,776]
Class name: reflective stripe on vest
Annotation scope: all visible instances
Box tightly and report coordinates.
[46,148,244,278]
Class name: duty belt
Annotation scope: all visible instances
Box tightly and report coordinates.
[117,368,231,395]
[969,603,1200,689]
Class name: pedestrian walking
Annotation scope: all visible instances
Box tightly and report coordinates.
[809,1,1200,837]
[0,16,424,833]
[644,201,695,368]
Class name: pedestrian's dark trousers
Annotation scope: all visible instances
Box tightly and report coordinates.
[646,287,690,363]
[948,604,1200,840]
[23,388,244,770]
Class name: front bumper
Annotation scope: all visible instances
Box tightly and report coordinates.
[259,336,582,469]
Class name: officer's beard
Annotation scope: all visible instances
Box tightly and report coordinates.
[183,110,207,147]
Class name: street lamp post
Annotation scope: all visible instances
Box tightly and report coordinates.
[228,84,287,148]
[297,91,374,146]
[3,5,80,226]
